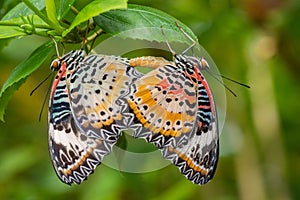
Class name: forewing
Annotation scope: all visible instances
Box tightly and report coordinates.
[128,58,198,148]
[68,55,143,140]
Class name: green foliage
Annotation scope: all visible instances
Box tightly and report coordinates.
[0,0,197,121]
[94,4,196,43]
[2,0,45,20]
[0,41,54,121]
[45,0,60,27]
[0,26,26,39]
[62,0,128,37]
[56,0,76,20]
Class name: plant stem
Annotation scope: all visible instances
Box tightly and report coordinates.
[30,29,50,37]
[0,21,52,30]
[86,29,103,43]
[22,0,64,33]
[70,6,79,14]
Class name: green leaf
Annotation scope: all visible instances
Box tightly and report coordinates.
[1,0,45,20]
[0,41,55,121]
[56,0,75,20]
[94,4,197,44]
[62,0,127,37]
[0,26,26,39]
[46,0,60,27]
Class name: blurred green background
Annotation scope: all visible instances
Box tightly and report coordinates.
[0,0,300,199]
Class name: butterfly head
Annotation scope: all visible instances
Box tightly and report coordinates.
[186,56,210,70]
[50,50,85,71]
[175,55,210,71]
[50,59,62,71]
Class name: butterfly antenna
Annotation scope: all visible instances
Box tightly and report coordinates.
[49,35,61,58]
[38,76,53,121]
[208,69,250,89]
[160,26,176,55]
[30,72,52,96]
[175,21,196,55]
[219,74,250,88]
[205,69,238,97]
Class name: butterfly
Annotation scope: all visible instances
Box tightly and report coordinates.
[48,50,142,184]
[127,26,219,185]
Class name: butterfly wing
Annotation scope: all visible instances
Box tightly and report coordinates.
[128,56,219,185]
[48,113,115,184]
[162,123,219,185]
[67,55,143,139]
[49,59,115,184]
[162,71,219,184]
[128,57,199,149]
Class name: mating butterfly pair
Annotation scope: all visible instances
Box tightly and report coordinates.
[48,32,219,185]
